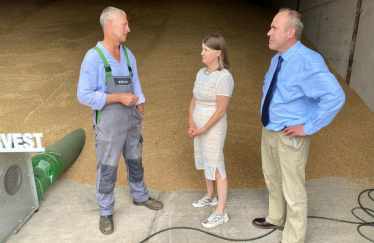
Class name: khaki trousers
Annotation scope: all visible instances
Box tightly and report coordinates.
[261,127,311,243]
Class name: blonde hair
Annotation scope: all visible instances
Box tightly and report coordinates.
[203,33,230,70]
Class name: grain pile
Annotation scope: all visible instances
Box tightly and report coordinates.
[1,0,373,191]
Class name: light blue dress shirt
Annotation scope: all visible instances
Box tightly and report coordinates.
[261,41,345,135]
[77,42,145,111]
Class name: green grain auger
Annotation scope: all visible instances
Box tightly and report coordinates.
[31,129,85,199]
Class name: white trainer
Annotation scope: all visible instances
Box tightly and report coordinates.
[202,209,229,228]
[192,194,218,208]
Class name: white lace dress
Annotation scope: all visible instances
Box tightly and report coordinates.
[192,68,234,180]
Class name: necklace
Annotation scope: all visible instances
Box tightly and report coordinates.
[204,69,210,75]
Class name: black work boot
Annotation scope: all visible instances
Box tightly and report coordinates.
[99,215,114,235]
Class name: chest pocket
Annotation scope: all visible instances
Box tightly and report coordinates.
[106,76,134,94]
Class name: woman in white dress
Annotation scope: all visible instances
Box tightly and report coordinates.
[188,33,234,228]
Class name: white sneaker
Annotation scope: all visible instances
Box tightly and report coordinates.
[202,209,229,228]
[192,194,218,208]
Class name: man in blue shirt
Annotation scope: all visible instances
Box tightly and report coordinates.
[77,7,163,235]
[252,8,345,243]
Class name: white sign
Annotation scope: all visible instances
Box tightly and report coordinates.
[0,133,45,152]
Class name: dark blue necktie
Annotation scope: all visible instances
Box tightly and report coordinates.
[261,56,283,127]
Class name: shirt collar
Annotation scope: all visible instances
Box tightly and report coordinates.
[97,41,124,50]
[279,41,302,61]
[97,41,107,52]
[97,41,124,61]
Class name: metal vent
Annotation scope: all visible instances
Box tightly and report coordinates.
[4,164,23,196]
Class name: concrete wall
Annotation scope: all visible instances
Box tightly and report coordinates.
[350,0,374,111]
[299,0,357,79]
[272,0,374,111]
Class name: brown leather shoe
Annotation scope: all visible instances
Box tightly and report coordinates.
[134,197,163,210]
[252,218,283,230]
[99,215,114,235]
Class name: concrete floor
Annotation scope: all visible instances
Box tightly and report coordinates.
[5,177,374,243]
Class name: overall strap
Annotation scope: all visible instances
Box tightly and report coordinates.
[122,45,133,77]
[92,46,112,86]
[92,46,112,124]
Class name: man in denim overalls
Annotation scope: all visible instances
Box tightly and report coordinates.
[77,6,163,235]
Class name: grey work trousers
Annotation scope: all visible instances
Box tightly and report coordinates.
[94,76,149,216]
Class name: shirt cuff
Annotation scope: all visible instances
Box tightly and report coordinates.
[303,121,317,135]
[93,92,107,111]
[136,94,145,105]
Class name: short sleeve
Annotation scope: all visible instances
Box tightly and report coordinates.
[216,73,234,97]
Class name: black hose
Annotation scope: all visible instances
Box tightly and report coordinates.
[140,188,374,242]
[309,189,374,242]
[140,227,276,243]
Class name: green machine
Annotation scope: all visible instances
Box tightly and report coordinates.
[32,129,86,199]
[0,129,85,243]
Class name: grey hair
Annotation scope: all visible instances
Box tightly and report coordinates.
[100,7,126,30]
[278,8,304,40]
